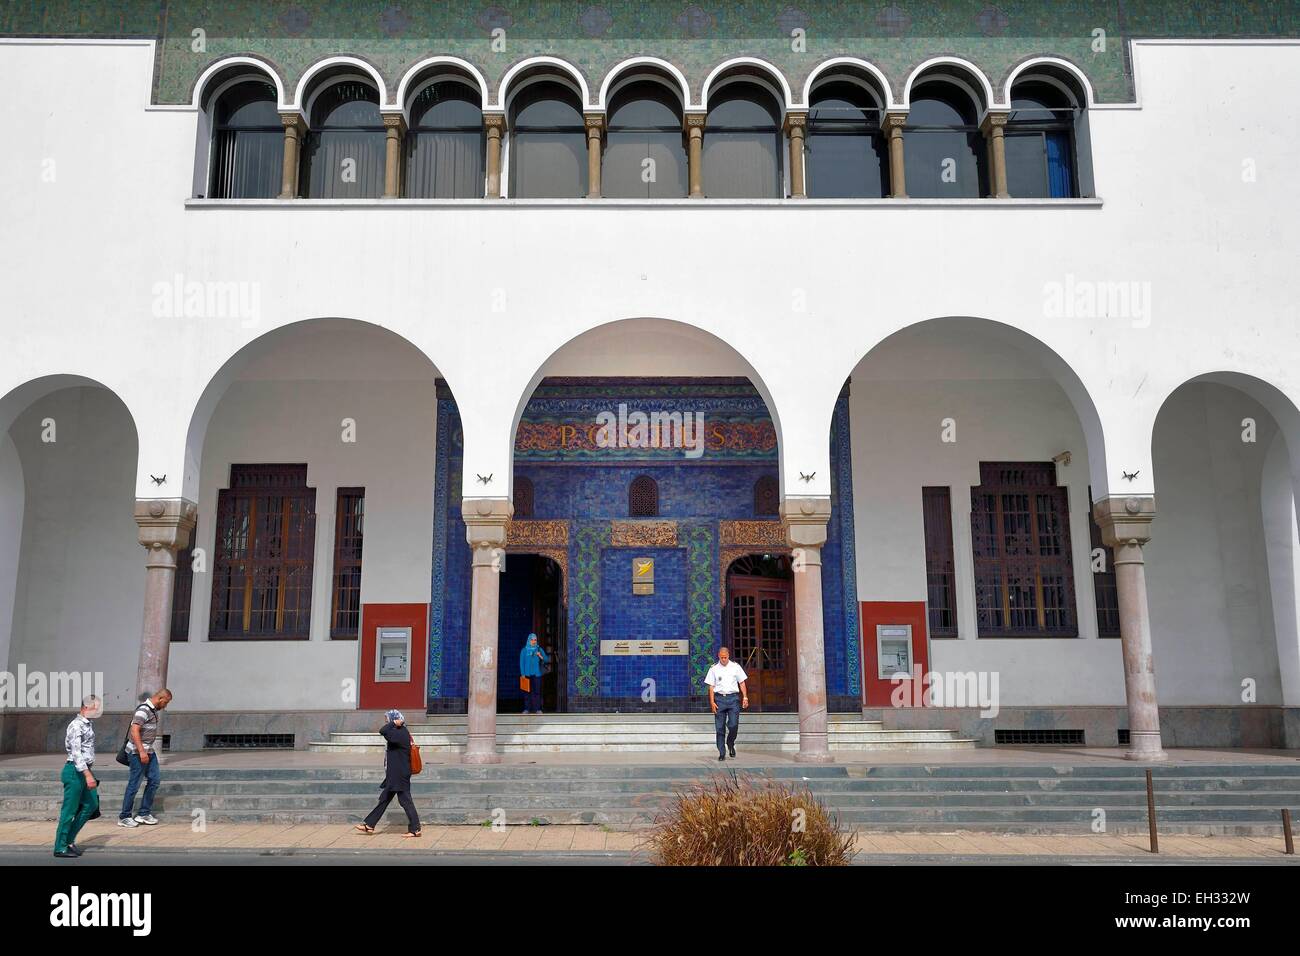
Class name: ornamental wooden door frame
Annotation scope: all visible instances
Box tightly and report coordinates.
[723,555,796,713]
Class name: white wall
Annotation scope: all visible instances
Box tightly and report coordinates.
[169,323,437,711]
[849,325,1117,706]
[1,39,1299,712]
[6,388,143,709]
[850,343,1291,707]
[3,42,1300,503]
[1147,383,1283,705]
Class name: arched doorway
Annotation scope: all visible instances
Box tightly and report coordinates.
[0,378,142,711]
[498,553,565,713]
[724,553,795,711]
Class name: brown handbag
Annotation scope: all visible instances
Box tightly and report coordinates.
[409,734,422,775]
[519,676,530,693]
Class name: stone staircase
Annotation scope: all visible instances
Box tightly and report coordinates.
[307,713,977,754]
[2,762,1298,834]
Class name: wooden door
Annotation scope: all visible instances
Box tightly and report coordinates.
[726,574,795,711]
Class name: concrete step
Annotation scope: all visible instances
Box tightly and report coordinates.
[307,713,977,753]
[2,762,1295,833]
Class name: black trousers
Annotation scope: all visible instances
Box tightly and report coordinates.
[364,788,421,833]
[524,677,543,712]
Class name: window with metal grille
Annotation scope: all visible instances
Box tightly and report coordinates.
[169,519,197,642]
[731,594,756,660]
[922,487,957,638]
[203,733,295,749]
[513,476,534,518]
[1087,486,1121,638]
[970,462,1077,637]
[753,474,779,516]
[629,475,659,517]
[994,729,1085,746]
[209,464,317,640]
[330,488,364,639]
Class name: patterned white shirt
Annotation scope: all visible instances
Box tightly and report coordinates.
[64,714,95,771]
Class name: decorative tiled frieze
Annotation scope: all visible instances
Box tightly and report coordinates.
[8,2,1288,108]
[719,519,785,548]
[610,520,677,548]
[506,519,568,549]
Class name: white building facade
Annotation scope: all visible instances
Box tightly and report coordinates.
[2,5,1299,757]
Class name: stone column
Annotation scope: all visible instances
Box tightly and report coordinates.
[684,112,706,198]
[785,111,808,198]
[882,111,907,198]
[382,113,406,198]
[981,111,1010,199]
[780,497,834,763]
[484,113,505,198]
[462,498,512,764]
[133,499,197,699]
[584,112,605,199]
[278,112,306,199]
[1094,496,1167,761]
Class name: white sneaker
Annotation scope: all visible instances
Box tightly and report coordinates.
[117,817,139,828]
[134,814,159,826]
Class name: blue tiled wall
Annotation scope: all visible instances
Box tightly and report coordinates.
[430,381,859,710]
[598,548,689,698]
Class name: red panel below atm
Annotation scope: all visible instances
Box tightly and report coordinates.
[358,603,428,712]
[859,601,930,707]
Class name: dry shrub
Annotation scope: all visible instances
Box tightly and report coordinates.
[645,772,856,866]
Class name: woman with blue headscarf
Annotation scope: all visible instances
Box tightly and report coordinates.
[519,633,550,714]
[354,709,421,837]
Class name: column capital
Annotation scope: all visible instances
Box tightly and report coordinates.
[584,111,606,133]
[683,111,706,132]
[1093,496,1156,550]
[783,110,808,134]
[882,111,908,132]
[381,111,407,134]
[980,110,1010,134]
[279,111,307,134]
[780,497,832,551]
[134,498,197,554]
[462,498,512,554]
[483,112,506,133]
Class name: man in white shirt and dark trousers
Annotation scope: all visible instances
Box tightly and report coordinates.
[704,647,748,760]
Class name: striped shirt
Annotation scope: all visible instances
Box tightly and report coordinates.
[126,701,159,754]
[64,714,95,771]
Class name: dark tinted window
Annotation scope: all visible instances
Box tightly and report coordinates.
[1006,81,1077,198]
[509,81,587,198]
[210,80,281,199]
[301,81,385,198]
[806,81,887,198]
[406,81,484,198]
[904,83,986,198]
[703,83,782,198]
[604,81,687,198]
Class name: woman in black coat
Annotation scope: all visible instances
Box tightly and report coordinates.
[355,709,421,837]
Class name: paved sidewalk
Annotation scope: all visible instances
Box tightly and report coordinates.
[4,820,1296,861]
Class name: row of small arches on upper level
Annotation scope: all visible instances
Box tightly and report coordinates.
[195,54,1094,201]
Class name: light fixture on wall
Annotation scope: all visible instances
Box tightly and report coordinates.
[1052,451,1072,467]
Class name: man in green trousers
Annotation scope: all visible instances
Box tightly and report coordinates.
[54,694,102,858]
